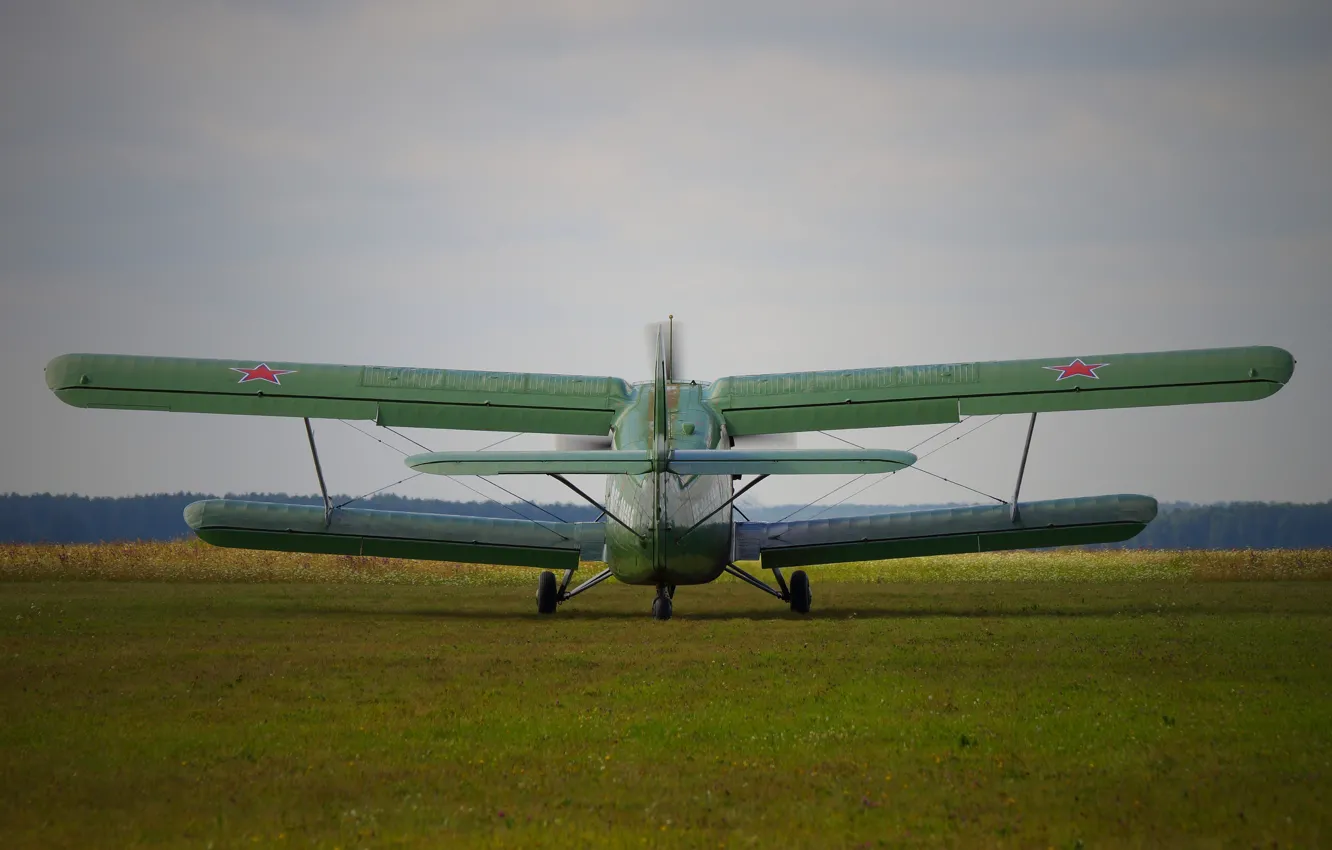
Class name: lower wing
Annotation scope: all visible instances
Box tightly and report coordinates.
[708,346,1293,434]
[185,500,604,569]
[735,495,1157,569]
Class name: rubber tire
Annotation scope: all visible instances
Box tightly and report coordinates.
[789,570,812,614]
[536,570,558,614]
[651,594,673,621]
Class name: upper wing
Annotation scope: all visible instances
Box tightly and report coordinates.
[736,494,1157,569]
[708,346,1294,435]
[47,354,631,435]
[185,499,604,569]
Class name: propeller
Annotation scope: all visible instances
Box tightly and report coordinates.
[644,316,690,383]
[731,432,797,449]
[555,317,794,452]
[555,434,614,451]
[558,433,795,451]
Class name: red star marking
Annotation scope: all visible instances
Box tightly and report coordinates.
[231,363,297,385]
[1044,358,1108,381]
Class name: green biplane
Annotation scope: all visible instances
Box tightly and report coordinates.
[46,327,1294,619]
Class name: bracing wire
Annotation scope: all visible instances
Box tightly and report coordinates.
[817,430,866,449]
[904,418,969,454]
[376,425,566,520]
[771,418,980,523]
[335,473,426,509]
[477,476,570,524]
[339,419,409,455]
[802,414,1006,519]
[446,476,572,540]
[477,432,525,451]
[335,419,571,540]
[380,425,433,453]
[771,476,869,523]
[903,465,1007,504]
[914,414,1004,462]
[362,423,564,522]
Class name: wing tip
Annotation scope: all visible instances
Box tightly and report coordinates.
[45,353,84,393]
[1262,346,1295,386]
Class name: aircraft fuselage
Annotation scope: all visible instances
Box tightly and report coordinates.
[602,381,734,586]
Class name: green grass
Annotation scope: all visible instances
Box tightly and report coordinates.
[2,576,1330,847]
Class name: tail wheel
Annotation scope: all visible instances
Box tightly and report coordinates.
[536,570,558,614]
[789,570,812,614]
[651,589,673,621]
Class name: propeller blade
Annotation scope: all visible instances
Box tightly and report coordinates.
[556,435,614,451]
[644,317,689,382]
[732,433,798,449]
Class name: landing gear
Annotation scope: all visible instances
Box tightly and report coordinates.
[651,585,674,621]
[722,562,814,615]
[536,570,558,614]
[788,569,812,614]
[536,567,614,615]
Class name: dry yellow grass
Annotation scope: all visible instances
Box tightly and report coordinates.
[815,547,1332,582]
[3,539,1330,584]
[0,539,529,585]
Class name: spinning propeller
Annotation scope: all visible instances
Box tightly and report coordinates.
[556,317,794,451]
[644,315,689,383]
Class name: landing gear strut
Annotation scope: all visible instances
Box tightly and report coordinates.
[651,585,674,621]
[723,562,813,614]
[535,566,614,614]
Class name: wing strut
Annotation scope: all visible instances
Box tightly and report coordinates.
[546,473,646,543]
[560,567,614,602]
[303,417,334,527]
[1010,413,1037,523]
[675,474,770,543]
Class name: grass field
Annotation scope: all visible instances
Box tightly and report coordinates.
[2,545,1331,847]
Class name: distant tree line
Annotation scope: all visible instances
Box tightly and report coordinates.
[1,493,1328,550]
[1095,501,1332,550]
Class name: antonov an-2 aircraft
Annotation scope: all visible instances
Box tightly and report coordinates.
[46,328,1293,619]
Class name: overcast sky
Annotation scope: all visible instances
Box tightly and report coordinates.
[2,1,1329,510]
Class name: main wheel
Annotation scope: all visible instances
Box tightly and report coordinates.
[536,570,558,614]
[651,593,673,621]
[789,570,812,614]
